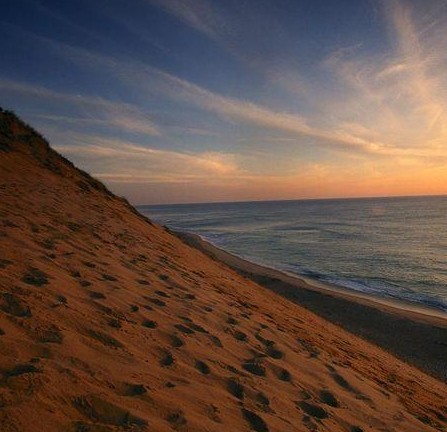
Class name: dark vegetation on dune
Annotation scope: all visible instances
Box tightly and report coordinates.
[0,107,150,224]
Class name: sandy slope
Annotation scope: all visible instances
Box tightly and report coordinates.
[178,232,447,382]
[0,109,446,432]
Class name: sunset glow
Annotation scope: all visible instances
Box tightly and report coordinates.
[2,0,447,203]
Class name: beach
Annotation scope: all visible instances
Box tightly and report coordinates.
[177,231,447,382]
[1,110,447,431]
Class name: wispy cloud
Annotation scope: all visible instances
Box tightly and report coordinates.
[129,65,447,158]
[149,0,447,160]
[54,134,241,184]
[0,78,161,137]
[22,0,109,45]
[12,21,447,162]
[386,0,447,129]
[22,31,405,156]
[148,0,221,41]
[324,0,447,153]
[147,0,303,80]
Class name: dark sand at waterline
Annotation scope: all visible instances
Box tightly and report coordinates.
[177,231,447,382]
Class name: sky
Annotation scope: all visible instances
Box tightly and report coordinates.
[1,0,447,204]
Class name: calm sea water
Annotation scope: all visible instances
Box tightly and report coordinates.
[138,196,447,312]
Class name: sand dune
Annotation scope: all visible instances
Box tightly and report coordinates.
[0,108,446,431]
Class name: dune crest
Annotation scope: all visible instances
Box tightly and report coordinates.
[0,109,446,431]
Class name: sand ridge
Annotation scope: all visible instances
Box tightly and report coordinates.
[1,110,446,431]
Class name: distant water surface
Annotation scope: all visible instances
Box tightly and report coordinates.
[138,196,447,313]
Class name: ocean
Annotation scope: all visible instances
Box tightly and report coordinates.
[138,196,447,313]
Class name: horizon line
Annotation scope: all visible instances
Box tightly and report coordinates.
[136,193,447,207]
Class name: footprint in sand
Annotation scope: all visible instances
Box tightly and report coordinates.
[256,392,270,410]
[255,333,284,359]
[22,267,48,286]
[142,319,158,329]
[227,378,244,400]
[255,333,273,346]
[123,383,147,396]
[148,298,166,307]
[195,360,211,375]
[297,401,328,420]
[241,408,269,432]
[330,370,357,394]
[136,279,150,286]
[188,323,208,333]
[160,352,174,367]
[0,293,32,317]
[226,316,239,325]
[242,359,266,377]
[171,334,184,348]
[298,390,312,401]
[174,324,195,335]
[102,273,118,282]
[87,329,123,348]
[233,330,248,342]
[319,390,339,407]
[278,368,292,382]
[89,291,106,300]
[167,410,187,429]
[210,335,223,348]
[108,318,121,329]
[266,345,284,359]
[302,415,318,431]
[177,317,208,334]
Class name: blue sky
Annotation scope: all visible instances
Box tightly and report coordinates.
[1,0,447,204]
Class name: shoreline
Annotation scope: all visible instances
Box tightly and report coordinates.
[175,230,447,382]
